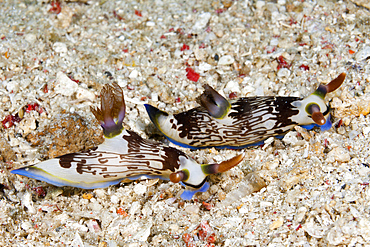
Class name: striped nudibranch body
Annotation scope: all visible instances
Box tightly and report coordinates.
[145,73,346,149]
[11,83,244,200]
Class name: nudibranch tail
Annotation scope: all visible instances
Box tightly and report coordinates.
[199,84,231,119]
[144,104,167,130]
[90,83,126,138]
[313,72,346,99]
[10,159,124,189]
[201,153,245,174]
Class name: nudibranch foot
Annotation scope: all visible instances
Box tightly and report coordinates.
[300,114,332,131]
[180,181,210,200]
[10,156,124,189]
[178,153,244,199]
[145,73,346,149]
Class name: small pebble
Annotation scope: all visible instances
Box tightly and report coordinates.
[94,189,106,199]
[256,1,265,9]
[21,221,32,232]
[22,192,36,214]
[327,147,351,163]
[277,68,291,78]
[225,80,240,93]
[25,33,36,43]
[55,72,78,96]
[134,183,147,196]
[146,21,155,27]
[193,12,211,30]
[86,219,101,233]
[218,55,235,66]
[71,233,85,247]
[151,92,158,102]
[184,204,199,215]
[129,69,139,79]
[269,217,284,230]
[205,32,217,41]
[131,221,152,242]
[194,48,207,61]
[76,87,96,101]
[110,195,120,204]
[6,80,20,93]
[129,201,141,215]
[363,127,370,135]
[295,207,307,222]
[355,46,370,61]
[198,62,212,71]
[53,42,68,56]
[18,117,37,135]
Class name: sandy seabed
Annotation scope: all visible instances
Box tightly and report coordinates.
[1,0,370,246]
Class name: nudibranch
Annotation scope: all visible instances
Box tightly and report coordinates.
[145,73,346,149]
[11,83,244,200]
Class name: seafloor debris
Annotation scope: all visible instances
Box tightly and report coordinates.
[26,112,103,158]
[1,0,370,245]
[349,0,370,10]
[0,133,16,162]
[219,172,266,207]
[332,89,370,122]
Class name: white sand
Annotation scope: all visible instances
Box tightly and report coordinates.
[1,0,370,246]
